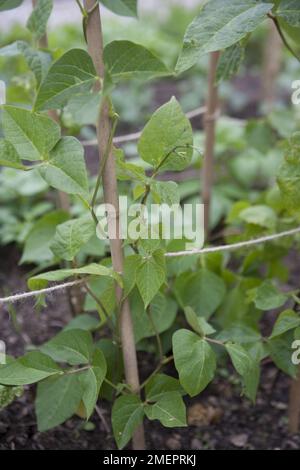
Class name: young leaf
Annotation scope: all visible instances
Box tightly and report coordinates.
[79,349,107,419]
[26,0,53,41]
[21,210,69,264]
[0,139,25,170]
[104,41,169,81]
[184,306,216,337]
[138,97,193,172]
[174,269,226,319]
[99,0,137,17]
[112,395,144,449]
[38,137,89,198]
[50,215,95,261]
[28,263,119,290]
[0,351,62,385]
[136,249,166,307]
[36,373,82,431]
[216,43,245,84]
[2,105,60,161]
[145,391,187,428]
[35,49,97,111]
[251,280,287,310]
[176,0,273,73]
[277,0,300,27]
[172,329,216,397]
[145,373,183,401]
[0,0,23,10]
[40,329,93,365]
[270,309,300,339]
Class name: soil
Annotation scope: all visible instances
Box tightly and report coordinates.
[1,245,300,450]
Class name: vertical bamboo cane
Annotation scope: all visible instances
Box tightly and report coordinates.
[202,51,220,237]
[262,21,283,113]
[83,0,145,450]
[289,368,300,433]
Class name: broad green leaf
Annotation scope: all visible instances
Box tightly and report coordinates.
[277,148,300,213]
[145,392,187,428]
[0,351,62,385]
[97,339,123,401]
[65,92,101,126]
[41,329,93,365]
[50,215,95,261]
[225,342,260,402]
[26,0,53,41]
[138,97,193,172]
[35,49,97,111]
[2,106,60,161]
[277,0,300,27]
[64,314,101,332]
[123,254,142,298]
[267,334,298,377]
[136,249,166,307]
[174,269,226,319]
[150,181,180,205]
[145,373,182,401]
[38,137,89,198]
[239,205,277,229]
[131,291,177,343]
[172,329,216,397]
[36,373,82,431]
[28,263,119,290]
[176,0,273,73]
[112,395,144,449]
[0,0,23,10]
[0,41,51,86]
[104,41,169,81]
[84,276,116,317]
[216,43,245,84]
[270,309,300,339]
[0,139,25,170]
[79,349,107,419]
[99,0,137,17]
[21,210,69,264]
[184,306,216,337]
[217,325,261,344]
[251,280,287,310]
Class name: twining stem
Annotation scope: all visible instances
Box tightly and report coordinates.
[202,51,220,237]
[83,0,145,450]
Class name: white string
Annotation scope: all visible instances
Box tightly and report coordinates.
[82,106,207,147]
[1,226,299,305]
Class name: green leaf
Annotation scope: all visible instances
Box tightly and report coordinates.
[0,139,25,170]
[136,249,166,307]
[176,0,273,73]
[251,280,287,310]
[184,306,216,337]
[112,395,144,449]
[99,0,137,17]
[0,0,23,11]
[0,351,62,385]
[174,269,226,319]
[145,373,183,401]
[277,0,300,27]
[123,254,142,298]
[216,43,245,84]
[172,329,216,397]
[225,342,260,402]
[38,137,89,198]
[138,97,193,172]
[28,263,119,290]
[104,41,169,81]
[96,339,123,401]
[239,205,277,229]
[79,349,107,419]
[145,392,187,428]
[277,147,300,213]
[41,329,93,365]
[26,0,53,41]
[150,181,180,205]
[36,373,82,431]
[50,215,95,261]
[0,384,23,409]
[267,334,298,377]
[35,49,97,111]
[65,92,101,126]
[21,210,69,264]
[2,105,60,161]
[270,309,300,339]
